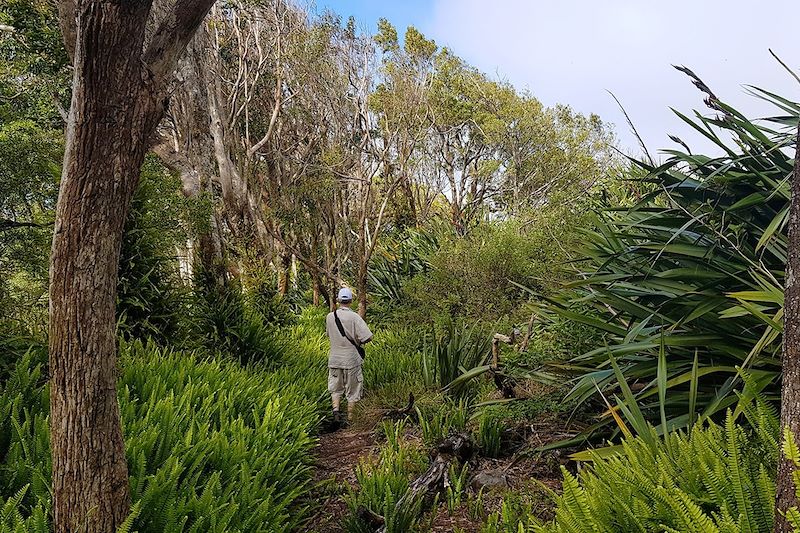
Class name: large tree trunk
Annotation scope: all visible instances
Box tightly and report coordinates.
[776,125,800,533]
[52,1,214,531]
[50,4,154,531]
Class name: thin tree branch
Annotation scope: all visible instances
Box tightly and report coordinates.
[0,218,49,232]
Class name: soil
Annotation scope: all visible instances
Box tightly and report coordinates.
[303,427,379,533]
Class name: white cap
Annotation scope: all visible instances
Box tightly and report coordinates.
[337,287,353,302]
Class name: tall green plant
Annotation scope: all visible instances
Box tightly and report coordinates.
[542,76,797,434]
[421,321,493,394]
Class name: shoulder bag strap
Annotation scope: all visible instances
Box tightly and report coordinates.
[334,310,365,359]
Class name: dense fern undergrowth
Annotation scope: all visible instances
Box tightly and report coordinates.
[3,15,800,528]
[528,405,781,532]
[5,310,795,532]
[0,307,428,532]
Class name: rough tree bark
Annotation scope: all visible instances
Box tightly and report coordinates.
[775,124,800,533]
[51,2,215,531]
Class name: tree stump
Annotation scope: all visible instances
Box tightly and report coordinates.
[373,432,475,533]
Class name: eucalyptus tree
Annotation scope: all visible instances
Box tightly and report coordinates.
[371,20,437,227]
[428,50,501,234]
[153,0,309,289]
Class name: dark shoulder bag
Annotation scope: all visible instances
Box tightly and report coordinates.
[334,310,366,360]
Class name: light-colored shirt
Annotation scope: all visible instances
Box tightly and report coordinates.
[326,307,373,369]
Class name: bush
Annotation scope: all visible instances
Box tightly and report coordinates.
[117,156,191,344]
[368,227,439,309]
[0,351,50,529]
[0,120,61,333]
[415,397,469,447]
[191,281,284,366]
[243,265,298,327]
[406,215,579,324]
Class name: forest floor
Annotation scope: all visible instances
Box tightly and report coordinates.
[304,405,576,533]
[307,427,379,532]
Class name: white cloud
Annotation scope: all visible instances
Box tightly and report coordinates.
[428,0,799,157]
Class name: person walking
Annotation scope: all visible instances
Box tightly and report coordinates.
[326,287,372,425]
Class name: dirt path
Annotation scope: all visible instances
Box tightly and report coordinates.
[301,410,574,532]
[303,427,378,533]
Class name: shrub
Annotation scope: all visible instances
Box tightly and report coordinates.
[245,267,297,327]
[191,281,284,366]
[368,226,439,308]
[406,216,578,323]
[0,351,50,529]
[0,120,61,333]
[117,156,191,344]
[0,321,46,384]
[120,341,319,531]
[363,326,422,387]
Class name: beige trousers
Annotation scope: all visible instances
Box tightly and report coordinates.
[328,366,364,403]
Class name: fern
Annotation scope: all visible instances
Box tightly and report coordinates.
[535,404,780,532]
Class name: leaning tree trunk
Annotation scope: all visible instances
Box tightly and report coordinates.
[776,125,800,533]
[51,1,215,531]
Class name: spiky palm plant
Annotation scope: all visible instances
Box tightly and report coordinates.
[541,72,798,434]
[368,227,439,304]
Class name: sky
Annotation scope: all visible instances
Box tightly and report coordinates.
[315,0,799,159]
